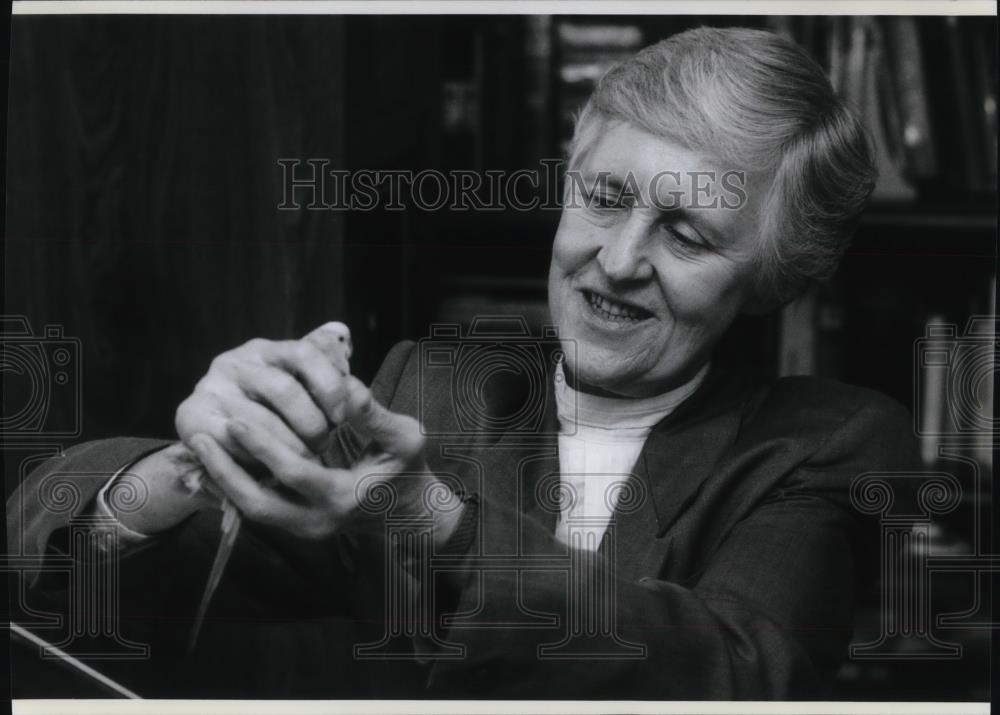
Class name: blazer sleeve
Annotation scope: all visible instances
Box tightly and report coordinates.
[8,339,418,566]
[423,395,919,700]
[6,340,421,697]
[7,437,173,574]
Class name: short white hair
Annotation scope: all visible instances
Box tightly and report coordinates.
[568,26,877,310]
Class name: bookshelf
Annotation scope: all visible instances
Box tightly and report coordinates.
[408,14,998,392]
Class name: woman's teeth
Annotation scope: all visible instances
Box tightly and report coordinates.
[585,291,648,321]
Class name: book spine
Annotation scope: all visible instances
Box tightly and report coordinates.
[523,15,553,165]
[943,16,983,192]
[886,17,938,180]
[969,23,998,190]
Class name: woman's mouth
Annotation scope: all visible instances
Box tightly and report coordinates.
[582,289,653,323]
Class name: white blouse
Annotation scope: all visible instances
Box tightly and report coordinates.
[553,360,708,550]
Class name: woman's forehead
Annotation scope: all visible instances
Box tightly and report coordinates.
[584,123,723,178]
[571,121,772,251]
[581,124,766,208]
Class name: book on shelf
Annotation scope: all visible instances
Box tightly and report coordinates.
[776,280,848,380]
[807,17,998,201]
[943,17,984,193]
[883,17,938,182]
[553,20,644,157]
[834,17,916,201]
[967,20,998,191]
[777,288,818,377]
[440,26,485,169]
[522,15,554,165]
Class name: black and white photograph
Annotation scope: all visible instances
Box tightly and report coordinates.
[2,1,996,712]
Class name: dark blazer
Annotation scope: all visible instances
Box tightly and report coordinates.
[7,340,920,699]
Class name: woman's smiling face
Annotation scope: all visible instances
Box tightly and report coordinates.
[548,121,767,398]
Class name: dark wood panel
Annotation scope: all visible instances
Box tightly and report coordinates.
[5,16,348,444]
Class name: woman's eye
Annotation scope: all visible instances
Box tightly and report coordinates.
[585,189,626,212]
[663,224,708,252]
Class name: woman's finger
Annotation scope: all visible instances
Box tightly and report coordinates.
[188,433,310,528]
[262,338,350,426]
[226,420,331,501]
[232,399,313,460]
[180,388,312,465]
[176,393,237,450]
[342,376,425,463]
[232,362,330,447]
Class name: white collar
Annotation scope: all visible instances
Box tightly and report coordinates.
[554,359,709,432]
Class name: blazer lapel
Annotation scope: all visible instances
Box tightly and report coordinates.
[604,365,750,580]
[601,453,662,582]
[430,348,753,579]
[432,359,562,553]
[518,378,561,535]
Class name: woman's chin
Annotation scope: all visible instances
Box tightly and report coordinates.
[566,355,637,396]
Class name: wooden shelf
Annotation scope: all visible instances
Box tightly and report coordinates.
[421,204,996,234]
[860,209,997,231]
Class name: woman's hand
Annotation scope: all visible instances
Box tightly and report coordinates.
[187,376,465,543]
[113,322,354,535]
[175,322,354,465]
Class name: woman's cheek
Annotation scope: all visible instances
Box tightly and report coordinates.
[662,258,745,321]
[553,212,602,267]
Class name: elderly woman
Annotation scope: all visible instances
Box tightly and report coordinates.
[11,27,918,699]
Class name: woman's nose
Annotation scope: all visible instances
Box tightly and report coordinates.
[596,214,654,283]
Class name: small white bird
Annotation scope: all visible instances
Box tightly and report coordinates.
[186,322,353,652]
